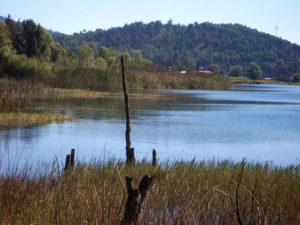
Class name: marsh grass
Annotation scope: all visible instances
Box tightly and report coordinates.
[0,112,73,125]
[52,68,231,91]
[0,159,298,224]
[0,78,53,112]
[0,69,230,112]
[229,76,295,85]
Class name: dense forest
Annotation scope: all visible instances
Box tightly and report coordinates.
[50,20,300,79]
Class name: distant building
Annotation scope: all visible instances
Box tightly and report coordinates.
[197,70,213,74]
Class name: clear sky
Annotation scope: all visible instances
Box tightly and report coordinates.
[0,0,299,44]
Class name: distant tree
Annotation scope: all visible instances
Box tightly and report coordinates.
[0,21,12,48]
[291,73,300,82]
[18,20,52,59]
[185,56,196,71]
[50,42,66,62]
[97,46,108,59]
[246,63,263,80]
[229,65,243,77]
[5,15,25,54]
[106,56,116,68]
[76,44,94,67]
[95,56,107,70]
[208,63,220,74]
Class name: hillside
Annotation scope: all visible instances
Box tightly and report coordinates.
[52,21,300,78]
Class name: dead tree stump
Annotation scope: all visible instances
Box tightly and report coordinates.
[121,56,135,164]
[121,175,154,225]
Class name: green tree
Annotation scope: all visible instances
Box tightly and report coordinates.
[22,20,53,59]
[208,63,220,74]
[95,56,107,70]
[97,46,108,59]
[106,56,116,68]
[291,73,300,82]
[5,15,25,54]
[229,65,243,77]
[50,42,66,62]
[76,44,95,67]
[185,56,196,71]
[0,22,12,48]
[246,63,263,80]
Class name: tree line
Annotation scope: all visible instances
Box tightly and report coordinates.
[0,15,159,80]
[52,21,300,79]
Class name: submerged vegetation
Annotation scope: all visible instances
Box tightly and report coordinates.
[0,159,298,224]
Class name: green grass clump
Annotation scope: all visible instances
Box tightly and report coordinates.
[0,159,298,224]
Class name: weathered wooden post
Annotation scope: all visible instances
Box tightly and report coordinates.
[64,154,71,171]
[71,148,75,166]
[121,56,135,164]
[120,175,154,225]
[152,149,157,167]
[65,149,75,171]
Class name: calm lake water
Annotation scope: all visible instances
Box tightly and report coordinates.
[1,84,300,171]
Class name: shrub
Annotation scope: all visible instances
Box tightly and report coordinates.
[291,73,300,82]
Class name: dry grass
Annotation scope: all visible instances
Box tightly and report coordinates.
[0,159,298,224]
[50,88,110,99]
[0,112,74,125]
[229,76,296,85]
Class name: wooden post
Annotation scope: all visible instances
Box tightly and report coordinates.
[71,148,75,166]
[121,56,135,164]
[152,149,157,167]
[64,154,71,171]
[120,175,153,225]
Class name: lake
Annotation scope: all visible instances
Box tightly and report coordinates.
[1,84,300,171]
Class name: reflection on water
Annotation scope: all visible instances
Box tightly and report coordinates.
[1,84,300,170]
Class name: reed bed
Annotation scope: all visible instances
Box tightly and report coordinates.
[52,68,231,91]
[0,159,298,224]
[0,112,73,125]
[0,79,53,112]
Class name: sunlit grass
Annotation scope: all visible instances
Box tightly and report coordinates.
[229,76,294,84]
[0,159,298,224]
[0,112,74,125]
[50,88,110,99]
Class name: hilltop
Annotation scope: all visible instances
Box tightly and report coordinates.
[51,21,300,79]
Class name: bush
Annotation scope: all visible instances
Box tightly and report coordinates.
[0,46,51,78]
[229,65,243,77]
[246,63,262,80]
[291,73,300,82]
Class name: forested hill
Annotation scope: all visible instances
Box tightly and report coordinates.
[52,21,300,78]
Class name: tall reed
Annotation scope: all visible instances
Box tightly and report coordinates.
[0,159,298,224]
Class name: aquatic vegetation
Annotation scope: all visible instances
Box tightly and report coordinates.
[0,112,73,125]
[0,159,298,224]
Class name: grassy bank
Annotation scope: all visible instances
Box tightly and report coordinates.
[0,78,111,112]
[0,69,231,112]
[0,112,73,125]
[0,159,298,224]
[52,68,231,91]
[230,76,297,85]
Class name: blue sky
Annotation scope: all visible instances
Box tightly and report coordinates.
[0,0,299,44]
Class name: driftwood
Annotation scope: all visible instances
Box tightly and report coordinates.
[121,56,135,164]
[121,175,154,225]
